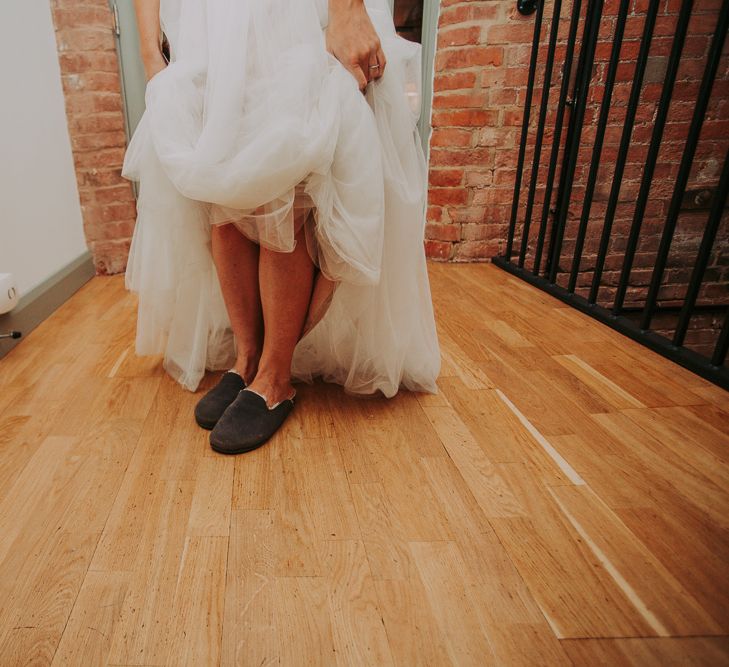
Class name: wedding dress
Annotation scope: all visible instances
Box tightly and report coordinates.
[121,0,441,397]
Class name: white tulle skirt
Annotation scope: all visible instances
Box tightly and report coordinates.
[121,0,441,397]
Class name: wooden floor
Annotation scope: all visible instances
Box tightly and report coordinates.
[0,262,727,666]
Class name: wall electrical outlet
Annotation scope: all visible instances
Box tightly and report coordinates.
[0,274,19,315]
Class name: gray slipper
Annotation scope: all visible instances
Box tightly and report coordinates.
[194,371,247,430]
[209,388,295,455]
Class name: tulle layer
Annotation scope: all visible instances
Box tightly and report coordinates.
[122,0,440,396]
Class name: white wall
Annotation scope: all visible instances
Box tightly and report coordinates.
[0,1,88,298]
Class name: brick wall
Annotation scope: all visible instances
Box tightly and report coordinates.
[50,0,136,275]
[425,0,527,261]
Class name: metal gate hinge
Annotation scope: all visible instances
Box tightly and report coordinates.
[111,1,120,36]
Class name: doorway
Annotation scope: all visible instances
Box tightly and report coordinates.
[392,0,439,151]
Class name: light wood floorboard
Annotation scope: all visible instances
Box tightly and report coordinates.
[0,263,727,665]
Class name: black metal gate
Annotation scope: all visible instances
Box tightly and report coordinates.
[493,0,729,390]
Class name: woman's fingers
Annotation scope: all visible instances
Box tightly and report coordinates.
[367,55,379,82]
[352,63,368,91]
[375,45,387,79]
[362,41,385,85]
[359,48,372,85]
[325,2,385,91]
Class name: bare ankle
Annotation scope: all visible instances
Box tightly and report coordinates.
[247,369,295,407]
[233,352,260,385]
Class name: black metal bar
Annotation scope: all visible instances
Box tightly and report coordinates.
[568,0,630,293]
[589,0,660,304]
[713,307,729,367]
[543,0,595,279]
[612,0,694,315]
[504,0,545,262]
[640,0,729,331]
[492,256,729,389]
[532,0,584,276]
[547,0,604,285]
[673,148,729,346]
[518,0,564,268]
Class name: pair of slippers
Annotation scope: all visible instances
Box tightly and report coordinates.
[194,371,295,454]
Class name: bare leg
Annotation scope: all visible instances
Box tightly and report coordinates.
[301,210,339,337]
[211,223,263,384]
[302,271,337,337]
[247,219,316,406]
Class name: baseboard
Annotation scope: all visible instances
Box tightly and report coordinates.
[0,251,96,360]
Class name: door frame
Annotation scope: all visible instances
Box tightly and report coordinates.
[109,0,146,142]
[418,0,440,157]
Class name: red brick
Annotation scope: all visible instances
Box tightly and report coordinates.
[434,71,478,92]
[56,28,116,53]
[425,222,462,242]
[428,188,469,206]
[78,167,126,187]
[432,91,488,110]
[430,127,473,148]
[437,25,483,48]
[424,240,454,260]
[486,23,536,45]
[502,109,523,126]
[432,109,499,128]
[91,239,133,275]
[464,170,492,188]
[63,71,122,92]
[454,240,501,260]
[448,206,488,224]
[430,147,495,168]
[429,169,465,187]
[435,46,504,71]
[71,130,127,152]
[427,205,444,222]
[69,112,125,134]
[461,224,495,242]
[58,52,119,73]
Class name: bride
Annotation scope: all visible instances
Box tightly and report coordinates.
[124,0,440,454]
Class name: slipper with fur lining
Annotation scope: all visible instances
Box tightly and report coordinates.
[209,387,295,454]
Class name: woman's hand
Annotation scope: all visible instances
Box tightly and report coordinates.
[326,0,386,92]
